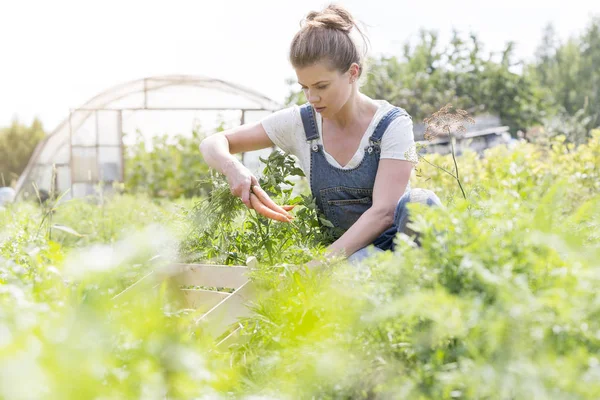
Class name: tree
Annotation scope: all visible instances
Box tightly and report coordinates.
[0,118,46,187]
[360,29,546,133]
[528,17,600,142]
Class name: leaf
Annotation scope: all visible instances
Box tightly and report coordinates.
[319,217,335,228]
[291,167,305,177]
[51,224,85,237]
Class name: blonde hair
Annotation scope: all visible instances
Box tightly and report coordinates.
[289,4,370,78]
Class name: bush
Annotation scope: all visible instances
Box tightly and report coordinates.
[124,128,212,199]
[0,118,46,186]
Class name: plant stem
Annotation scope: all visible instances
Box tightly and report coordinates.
[253,213,273,265]
[418,154,458,180]
[264,220,274,264]
[448,132,467,199]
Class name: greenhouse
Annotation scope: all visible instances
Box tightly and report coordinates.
[14,75,282,200]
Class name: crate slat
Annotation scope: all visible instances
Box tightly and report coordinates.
[152,261,257,343]
[195,280,256,337]
[217,325,244,348]
[180,289,230,310]
[167,263,249,289]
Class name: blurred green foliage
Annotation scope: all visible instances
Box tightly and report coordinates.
[0,118,45,186]
[1,130,599,398]
[124,129,213,199]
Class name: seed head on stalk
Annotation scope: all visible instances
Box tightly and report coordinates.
[420,104,475,200]
[423,103,475,141]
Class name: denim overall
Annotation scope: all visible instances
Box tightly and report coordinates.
[299,103,441,262]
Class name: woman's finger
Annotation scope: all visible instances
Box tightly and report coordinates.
[252,185,292,218]
[241,177,253,209]
[250,193,290,222]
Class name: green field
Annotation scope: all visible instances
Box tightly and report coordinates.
[1,132,600,399]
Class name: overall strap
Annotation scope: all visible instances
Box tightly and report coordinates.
[369,107,409,146]
[300,103,320,141]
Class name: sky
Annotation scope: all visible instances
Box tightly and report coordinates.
[1,0,599,132]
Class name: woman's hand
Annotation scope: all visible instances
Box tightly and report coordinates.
[221,160,293,222]
[222,160,258,209]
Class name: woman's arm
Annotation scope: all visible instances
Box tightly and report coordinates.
[326,159,413,258]
[199,121,275,208]
[200,121,274,172]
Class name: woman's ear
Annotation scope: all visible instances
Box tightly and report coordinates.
[348,63,360,83]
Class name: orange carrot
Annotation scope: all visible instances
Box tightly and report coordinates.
[250,193,290,222]
[252,185,292,218]
[282,205,296,211]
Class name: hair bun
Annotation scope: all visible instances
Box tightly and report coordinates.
[304,4,354,33]
[291,3,370,79]
[306,11,320,22]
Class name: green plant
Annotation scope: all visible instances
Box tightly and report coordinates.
[124,128,212,199]
[1,132,600,399]
[419,104,475,199]
[180,149,336,267]
[0,117,46,186]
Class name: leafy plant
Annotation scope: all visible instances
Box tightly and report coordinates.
[1,130,600,399]
[180,149,336,267]
[124,128,213,199]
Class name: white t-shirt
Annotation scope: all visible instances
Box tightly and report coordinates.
[260,100,416,178]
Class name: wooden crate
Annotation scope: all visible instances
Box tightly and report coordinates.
[168,259,257,346]
[114,257,258,347]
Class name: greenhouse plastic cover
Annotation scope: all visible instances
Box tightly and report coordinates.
[15,75,283,199]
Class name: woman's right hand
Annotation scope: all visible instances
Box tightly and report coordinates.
[222,160,258,209]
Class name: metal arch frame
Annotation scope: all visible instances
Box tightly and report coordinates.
[15,75,283,199]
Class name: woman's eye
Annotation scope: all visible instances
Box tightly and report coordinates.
[300,86,327,91]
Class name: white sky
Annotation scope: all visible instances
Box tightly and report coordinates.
[1,0,598,132]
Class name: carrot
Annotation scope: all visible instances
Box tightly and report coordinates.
[252,185,292,218]
[250,193,290,222]
[282,205,296,211]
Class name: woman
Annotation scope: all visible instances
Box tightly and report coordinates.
[200,4,441,263]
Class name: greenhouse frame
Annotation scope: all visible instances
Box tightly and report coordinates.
[15,75,283,200]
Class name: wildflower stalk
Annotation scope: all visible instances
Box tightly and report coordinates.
[417,154,458,180]
[422,104,474,200]
[449,132,467,199]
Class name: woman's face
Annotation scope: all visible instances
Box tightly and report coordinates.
[295,61,358,118]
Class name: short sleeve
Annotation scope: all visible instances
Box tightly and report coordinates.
[380,114,417,164]
[260,106,302,155]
